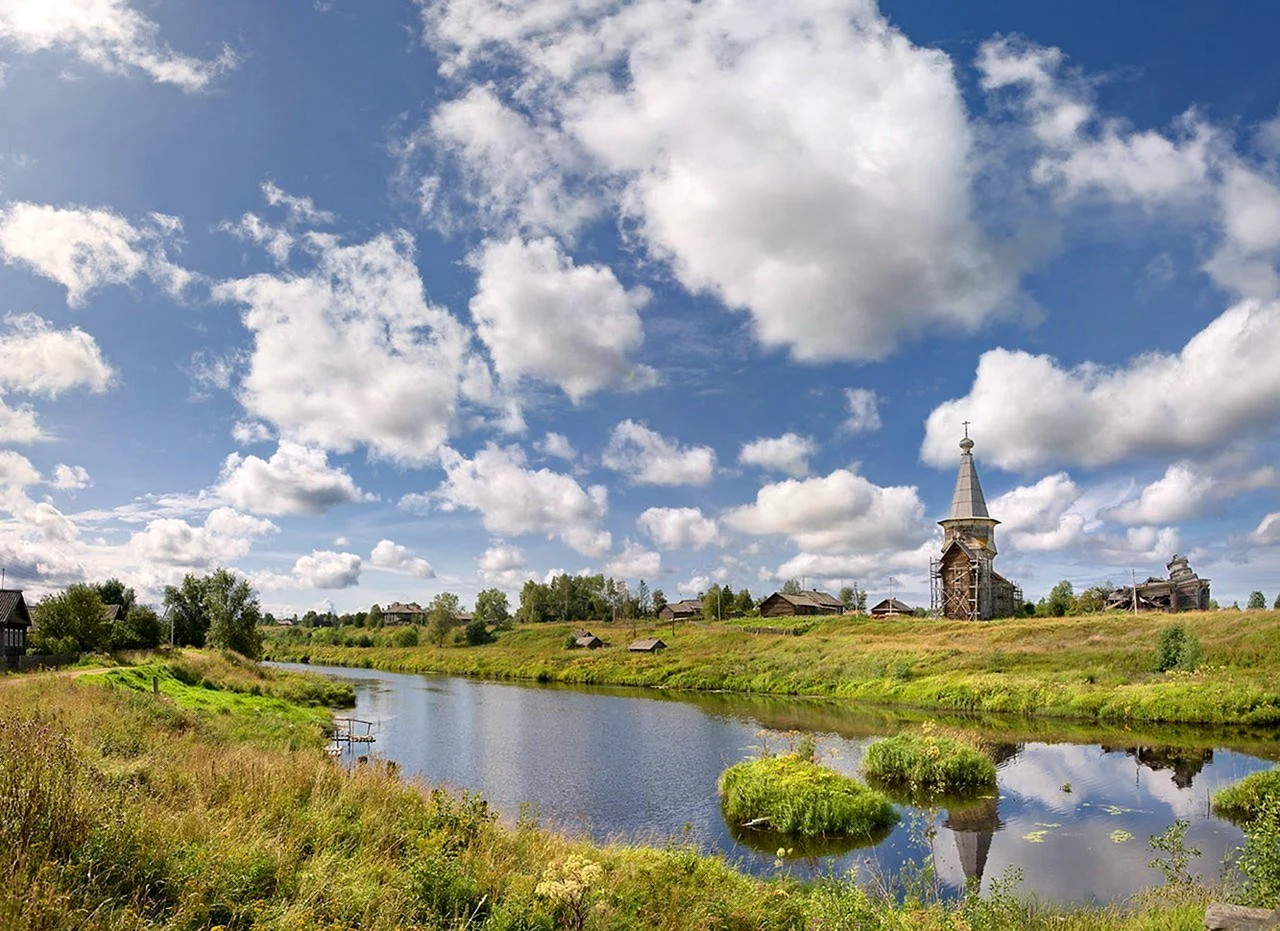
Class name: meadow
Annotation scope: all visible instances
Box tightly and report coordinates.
[0,650,1232,930]
[263,609,1280,726]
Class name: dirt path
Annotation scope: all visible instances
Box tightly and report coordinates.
[0,665,113,687]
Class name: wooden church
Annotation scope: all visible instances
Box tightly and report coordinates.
[930,430,1022,620]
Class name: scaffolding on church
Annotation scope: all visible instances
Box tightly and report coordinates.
[930,553,1023,621]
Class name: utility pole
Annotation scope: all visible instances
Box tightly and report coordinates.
[1131,569,1139,616]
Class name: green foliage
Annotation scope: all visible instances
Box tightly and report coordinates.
[1233,798,1280,908]
[718,753,898,837]
[1073,584,1114,616]
[465,618,493,646]
[1214,770,1280,823]
[864,727,997,793]
[393,626,420,648]
[1275,593,1280,610]
[367,603,383,627]
[427,592,461,647]
[734,587,757,616]
[110,604,164,650]
[781,578,802,595]
[1155,624,1202,672]
[204,568,264,659]
[163,573,210,647]
[1148,819,1201,886]
[651,588,667,616]
[93,578,136,616]
[1045,581,1075,617]
[1248,591,1268,610]
[31,584,112,653]
[476,588,511,628]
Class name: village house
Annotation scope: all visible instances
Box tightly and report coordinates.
[930,430,1022,620]
[1104,555,1212,613]
[0,589,32,664]
[383,601,425,625]
[758,589,844,618]
[869,598,914,618]
[573,634,604,649]
[657,599,703,622]
[628,638,667,652]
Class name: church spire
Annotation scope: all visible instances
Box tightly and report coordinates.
[939,429,999,553]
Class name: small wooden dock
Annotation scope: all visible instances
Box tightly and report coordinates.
[328,717,377,755]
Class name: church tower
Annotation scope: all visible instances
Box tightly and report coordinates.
[939,431,999,554]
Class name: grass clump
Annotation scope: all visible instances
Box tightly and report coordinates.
[1214,769,1280,823]
[864,726,997,794]
[719,752,898,837]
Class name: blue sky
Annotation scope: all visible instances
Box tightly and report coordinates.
[1,0,1279,615]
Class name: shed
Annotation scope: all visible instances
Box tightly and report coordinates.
[571,628,594,640]
[0,589,32,657]
[657,599,702,621]
[103,603,123,622]
[574,635,604,649]
[869,598,914,618]
[758,590,844,618]
[628,638,667,652]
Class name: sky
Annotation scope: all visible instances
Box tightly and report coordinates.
[1,0,1280,615]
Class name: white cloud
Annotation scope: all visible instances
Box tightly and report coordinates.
[772,540,936,586]
[216,441,371,516]
[231,420,273,446]
[468,236,653,402]
[0,399,43,444]
[843,388,882,434]
[0,0,236,91]
[220,213,294,265]
[477,542,532,587]
[989,472,1087,552]
[537,431,576,461]
[429,443,611,556]
[50,464,91,490]
[0,203,191,305]
[1108,463,1215,526]
[418,0,1019,361]
[1096,525,1181,565]
[637,506,720,551]
[922,299,1280,470]
[739,433,815,478]
[369,539,435,579]
[1254,513,1280,545]
[725,469,928,555]
[293,550,362,589]
[604,539,661,580]
[602,419,716,486]
[213,231,483,464]
[128,507,278,569]
[0,313,113,396]
[261,181,334,225]
[0,450,40,488]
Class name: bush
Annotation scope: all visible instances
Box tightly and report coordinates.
[864,728,997,793]
[1155,624,1203,672]
[1233,798,1280,908]
[465,619,492,646]
[392,627,420,648]
[718,753,898,837]
[1215,770,1280,824]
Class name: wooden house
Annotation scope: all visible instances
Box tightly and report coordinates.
[869,598,914,618]
[758,590,844,618]
[0,590,32,660]
[629,638,667,652]
[657,599,702,622]
[1104,555,1212,613]
[383,601,425,625]
[573,634,604,649]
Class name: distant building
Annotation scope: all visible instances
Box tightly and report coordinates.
[383,601,425,625]
[0,589,32,662]
[758,590,844,618]
[573,635,604,649]
[1104,555,1212,613]
[629,638,667,652]
[869,598,914,618]
[103,603,123,622]
[930,431,1022,620]
[657,599,703,622]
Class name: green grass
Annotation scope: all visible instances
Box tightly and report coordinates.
[718,753,899,837]
[864,727,998,794]
[1214,769,1280,823]
[263,610,1280,726]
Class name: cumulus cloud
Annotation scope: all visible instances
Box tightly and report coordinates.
[128,507,278,569]
[417,0,1019,361]
[0,450,40,488]
[428,443,611,556]
[216,442,371,516]
[1108,463,1215,526]
[1255,513,1280,545]
[213,231,484,464]
[292,550,362,589]
[602,420,716,486]
[369,539,435,579]
[50,464,91,490]
[725,469,928,555]
[477,542,532,586]
[636,507,721,551]
[0,203,191,305]
[989,472,1087,551]
[0,399,44,444]
[739,433,815,478]
[536,431,576,461]
[604,539,661,580]
[231,420,273,446]
[0,0,237,91]
[219,213,295,265]
[468,236,653,401]
[0,313,114,396]
[843,388,883,434]
[922,300,1280,470]
[262,181,334,225]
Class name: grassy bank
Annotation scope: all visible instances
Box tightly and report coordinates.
[1215,770,1280,824]
[864,727,997,794]
[264,609,1280,726]
[0,650,1226,929]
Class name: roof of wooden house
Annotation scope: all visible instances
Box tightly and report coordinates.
[574,635,603,648]
[103,604,122,622]
[664,599,703,614]
[385,601,423,614]
[0,590,31,628]
[629,638,667,652]
[869,598,914,615]
[571,628,594,639]
[762,590,843,610]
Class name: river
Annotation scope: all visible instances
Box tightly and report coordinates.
[275,662,1278,903]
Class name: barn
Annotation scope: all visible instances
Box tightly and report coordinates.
[758,590,844,618]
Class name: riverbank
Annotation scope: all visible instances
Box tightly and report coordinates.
[263,609,1280,726]
[0,650,1222,929]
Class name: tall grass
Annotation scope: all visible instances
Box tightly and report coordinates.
[1214,769,1280,823]
[864,727,997,794]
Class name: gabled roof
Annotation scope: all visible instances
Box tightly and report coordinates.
[664,599,703,612]
[629,638,667,651]
[103,604,122,622]
[870,598,914,614]
[764,590,843,609]
[0,590,31,628]
[384,601,423,614]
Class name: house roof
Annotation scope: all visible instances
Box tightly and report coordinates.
[943,436,995,523]
[103,604,122,622]
[0,590,31,628]
[629,638,667,651]
[385,601,423,614]
[574,635,602,647]
[870,598,914,614]
[764,590,843,609]
[664,599,703,613]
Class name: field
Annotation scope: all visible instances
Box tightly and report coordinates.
[264,609,1280,726]
[0,651,1224,930]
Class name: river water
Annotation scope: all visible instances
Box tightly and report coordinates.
[275,662,1278,903]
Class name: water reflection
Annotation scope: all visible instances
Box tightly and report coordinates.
[275,662,1277,903]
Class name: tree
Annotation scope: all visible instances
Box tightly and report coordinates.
[205,568,264,659]
[636,580,651,618]
[111,605,164,650]
[94,578,136,616]
[427,592,461,647]
[31,585,112,654]
[1046,580,1075,617]
[839,585,855,610]
[1275,593,1280,610]
[517,580,553,624]
[1074,583,1114,616]
[465,617,492,646]
[734,588,755,616]
[367,603,383,628]
[651,589,667,616]
[1248,591,1267,610]
[782,578,802,595]
[702,584,726,622]
[164,574,210,647]
[475,588,511,629]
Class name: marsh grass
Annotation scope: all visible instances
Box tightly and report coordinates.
[1214,769,1280,823]
[864,726,998,794]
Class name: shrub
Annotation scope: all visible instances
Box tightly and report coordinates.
[718,753,898,837]
[1155,624,1203,672]
[393,627,420,648]
[1215,770,1280,824]
[465,619,492,646]
[1233,798,1280,908]
[864,728,997,794]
